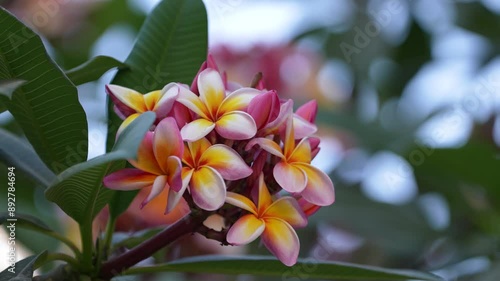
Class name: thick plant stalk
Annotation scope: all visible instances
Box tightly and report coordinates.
[99,212,208,279]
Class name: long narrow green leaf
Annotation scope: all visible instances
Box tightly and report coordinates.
[0,8,88,173]
[0,128,55,187]
[65,55,128,85]
[124,255,444,281]
[0,251,46,281]
[106,0,208,151]
[45,112,155,224]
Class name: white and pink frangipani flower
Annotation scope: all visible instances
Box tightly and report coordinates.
[225,173,307,266]
[103,117,183,212]
[246,117,335,206]
[167,137,252,212]
[176,68,260,141]
[106,83,179,134]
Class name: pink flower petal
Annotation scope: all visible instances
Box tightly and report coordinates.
[206,54,219,70]
[153,83,179,118]
[166,169,192,213]
[170,101,193,129]
[273,161,307,193]
[165,156,183,192]
[263,197,307,228]
[140,175,167,208]
[143,90,161,111]
[198,69,225,117]
[262,218,300,266]
[154,117,183,171]
[199,144,252,180]
[259,99,293,136]
[186,138,212,166]
[215,111,257,140]
[249,150,267,183]
[308,137,321,159]
[295,163,335,206]
[189,166,226,211]
[117,113,140,137]
[295,100,318,123]
[113,105,128,120]
[256,173,273,214]
[218,87,260,115]
[103,169,156,190]
[297,197,321,217]
[225,192,257,215]
[190,54,220,93]
[246,138,284,158]
[227,214,265,245]
[283,116,296,159]
[293,114,317,139]
[248,90,280,129]
[288,138,311,164]
[129,132,163,175]
[106,84,145,115]
[177,84,210,119]
[180,119,216,142]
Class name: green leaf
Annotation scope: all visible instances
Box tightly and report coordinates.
[0,251,46,281]
[0,128,55,187]
[0,79,25,99]
[0,213,51,232]
[0,8,88,173]
[45,112,155,224]
[107,0,208,151]
[123,255,444,281]
[65,55,128,85]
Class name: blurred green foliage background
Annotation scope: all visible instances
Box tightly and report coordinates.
[1,0,499,280]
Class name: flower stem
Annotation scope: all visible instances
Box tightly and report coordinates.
[98,212,208,279]
[95,215,117,273]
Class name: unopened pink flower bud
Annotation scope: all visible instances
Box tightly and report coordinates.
[295,100,318,123]
[248,90,280,130]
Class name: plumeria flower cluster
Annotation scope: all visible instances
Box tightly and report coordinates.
[103,56,335,266]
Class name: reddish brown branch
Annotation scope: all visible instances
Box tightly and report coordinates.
[99,212,208,279]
